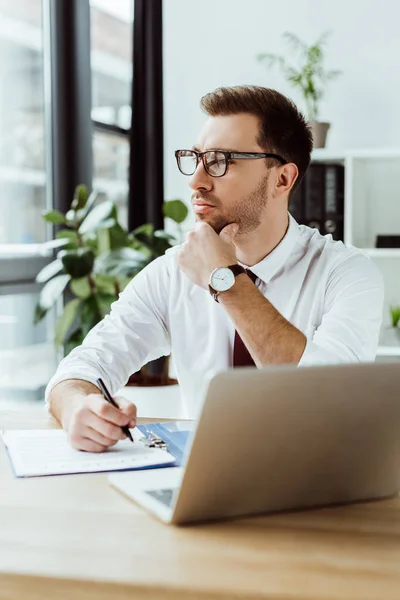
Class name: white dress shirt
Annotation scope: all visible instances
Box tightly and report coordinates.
[45,214,384,418]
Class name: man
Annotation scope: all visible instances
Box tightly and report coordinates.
[47,85,384,452]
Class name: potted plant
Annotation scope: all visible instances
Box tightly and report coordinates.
[257,31,341,148]
[385,306,400,346]
[34,184,188,385]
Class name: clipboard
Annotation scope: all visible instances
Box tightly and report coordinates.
[136,422,194,466]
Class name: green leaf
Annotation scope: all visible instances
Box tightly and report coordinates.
[34,303,48,324]
[70,277,92,299]
[64,327,85,355]
[152,233,174,257]
[36,259,64,284]
[154,230,177,242]
[133,223,154,238]
[75,189,100,223]
[85,217,116,235]
[390,305,400,328]
[109,223,130,250]
[94,247,148,277]
[83,189,100,214]
[81,296,102,336]
[71,185,89,210]
[78,200,114,235]
[37,274,71,319]
[97,293,117,318]
[65,209,77,226]
[55,229,79,249]
[93,274,118,295]
[55,298,81,347]
[97,228,110,255]
[42,210,66,225]
[61,249,95,278]
[163,199,188,224]
[283,31,308,54]
[256,53,285,69]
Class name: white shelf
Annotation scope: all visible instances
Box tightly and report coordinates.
[312,147,400,161]
[311,149,346,162]
[361,249,400,258]
[376,346,400,357]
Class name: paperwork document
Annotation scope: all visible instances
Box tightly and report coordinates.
[1,429,176,477]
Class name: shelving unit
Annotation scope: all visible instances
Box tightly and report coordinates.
[311,148,400,359]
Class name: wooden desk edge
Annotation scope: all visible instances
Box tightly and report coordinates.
[0,572,280,600]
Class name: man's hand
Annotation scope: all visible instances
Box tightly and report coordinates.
[50,380,137,453]
[178,221,238,288]
[64,394,137,452]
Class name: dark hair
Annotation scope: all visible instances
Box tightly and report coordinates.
[200,85,313,196]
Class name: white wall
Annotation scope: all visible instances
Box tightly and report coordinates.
[163,0,400,211]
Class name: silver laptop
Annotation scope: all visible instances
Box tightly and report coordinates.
[108,361,400,525]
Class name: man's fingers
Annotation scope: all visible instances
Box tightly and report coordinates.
[84,426,120,448]
[116,396,137,427]
[219,223,239,241]
[85,410,127,441]
[87,394,131,427]
[69,433,108,453]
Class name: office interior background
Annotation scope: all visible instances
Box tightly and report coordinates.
[1,0,400,407]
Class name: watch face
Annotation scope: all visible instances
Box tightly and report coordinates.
[210,267,235,292]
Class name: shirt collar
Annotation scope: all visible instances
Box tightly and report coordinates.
[240,213,301,283]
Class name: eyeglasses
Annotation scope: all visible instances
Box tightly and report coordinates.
[175,149,287,178]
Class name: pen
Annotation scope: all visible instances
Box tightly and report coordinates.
[96,378,134,443]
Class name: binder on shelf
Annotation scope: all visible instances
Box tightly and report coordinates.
[304,163,325,232]
[289,177,305,224]
[292,162,345,242]
[324,164,344,241]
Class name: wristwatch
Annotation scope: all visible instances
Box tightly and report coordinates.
[208,264,246,302]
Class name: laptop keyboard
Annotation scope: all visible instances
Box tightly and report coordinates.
[146,488,177,507]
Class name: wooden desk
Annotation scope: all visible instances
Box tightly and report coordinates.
[1,409,400,600]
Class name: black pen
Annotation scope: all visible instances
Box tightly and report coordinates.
[96,378,134,443]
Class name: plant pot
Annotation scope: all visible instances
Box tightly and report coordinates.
[309,121,330,149]
[126,355,178,387]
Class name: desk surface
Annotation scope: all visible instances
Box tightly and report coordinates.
[1,409,400,600]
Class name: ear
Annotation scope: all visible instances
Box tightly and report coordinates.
[275,163,299,198]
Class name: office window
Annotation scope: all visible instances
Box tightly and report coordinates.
[90,0,133,229]
[0,0,46,244]
[0,0,58,404]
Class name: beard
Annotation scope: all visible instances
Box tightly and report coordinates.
[194,173,270,234]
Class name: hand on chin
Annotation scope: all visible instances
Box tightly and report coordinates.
[178,221,238,288]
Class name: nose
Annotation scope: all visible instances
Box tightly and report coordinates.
[189,158,213,193]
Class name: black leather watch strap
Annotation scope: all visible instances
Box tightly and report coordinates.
[209,264,246,302]
[228,264,246,277]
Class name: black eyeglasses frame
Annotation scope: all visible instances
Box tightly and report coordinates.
[175,149,288,178]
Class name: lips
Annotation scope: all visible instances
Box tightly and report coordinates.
[193,203,215,214]
[194,202,214,208]
[192,198,216,208]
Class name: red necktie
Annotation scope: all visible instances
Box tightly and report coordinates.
[233,270,258,367]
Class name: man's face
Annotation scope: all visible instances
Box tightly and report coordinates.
[189,114,272,234]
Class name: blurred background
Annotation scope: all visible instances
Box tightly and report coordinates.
[1,0,400,406]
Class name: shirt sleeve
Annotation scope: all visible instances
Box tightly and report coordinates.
[44,255,171,405]
[298,252,384,366]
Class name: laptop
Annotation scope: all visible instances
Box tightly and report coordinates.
[108,361,400,525]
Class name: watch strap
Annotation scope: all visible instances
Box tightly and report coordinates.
[208,264,246,302]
